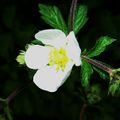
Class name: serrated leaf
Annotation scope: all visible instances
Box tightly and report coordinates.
[39,4,67,34]
[108,83,119,95]
[81,60,93,89]
[74,5,88,34]
[87,84,101,104]
[93,66,109,80]
[87,36,116,58]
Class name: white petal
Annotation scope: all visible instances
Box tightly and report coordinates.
[60,61,74,84]
[35,29,67,47]
[25,45,50,69]
[66,31,81,66]
[33,62,74,92]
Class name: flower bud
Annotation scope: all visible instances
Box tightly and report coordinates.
[110,68,120,84]
[109,68,120,95]
[16,51,25,65]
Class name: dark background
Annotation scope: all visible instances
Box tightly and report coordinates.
[0,0,120,120]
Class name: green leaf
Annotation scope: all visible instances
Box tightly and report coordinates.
[39,4,68,34]
[93,66,109,80]
[81,60,93,89]
[87,36,116,58]
[74,5,88,34]
[82,49,88,55]
[87,84,101,105]
[108,83,119,95]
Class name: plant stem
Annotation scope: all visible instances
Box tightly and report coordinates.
[6,80,33,103]
[0,98,13,120]
[0,80,33,112]
[69,0,78,31]
[4,105,13,120]
[80,103,87,120]
[81,55,113,74]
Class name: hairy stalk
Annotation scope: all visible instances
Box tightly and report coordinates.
[69,0,78,31]
[80,103,87,120]
[0,81,33,112]
[81,55,113,74]
[6,80,33,103]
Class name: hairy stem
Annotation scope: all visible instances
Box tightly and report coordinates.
[6,80,33,103]
[80,103,87,120]
[81,55,113,74]
[69,0,78,31]
[0,80,33,112]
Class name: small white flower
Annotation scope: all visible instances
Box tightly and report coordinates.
[25,29,81,92]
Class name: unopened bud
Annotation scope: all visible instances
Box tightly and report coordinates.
[110,68,120,83]
[109,68,120,95]
[16,51,25,65]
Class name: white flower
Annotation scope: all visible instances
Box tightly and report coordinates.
[25,29,81,92]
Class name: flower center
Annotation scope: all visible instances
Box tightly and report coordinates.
[48,47,69,71]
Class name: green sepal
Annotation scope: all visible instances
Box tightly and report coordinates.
[31,39,43,45]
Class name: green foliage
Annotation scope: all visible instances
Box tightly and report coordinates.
[81,60,93,89]
[74,5,88,34]
[108,68,120,95]
[0,98,13,120]
[4,105,13,120]
[39,4,68,34]
[87,36,116,58]
[110,68,120,83]
[87,84,101,105]
[108,83,119,95]
[93,66,109,80]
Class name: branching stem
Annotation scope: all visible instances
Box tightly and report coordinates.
[7,80,32,103]
[81,55,113,74]
[0,81,33,112]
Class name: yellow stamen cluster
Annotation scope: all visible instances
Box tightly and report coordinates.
[48,47,69,71]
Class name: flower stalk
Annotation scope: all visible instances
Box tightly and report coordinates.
[80,103,87,120]
[0,80,32,112]
[69,0,78,31]
[81,55,113,75]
